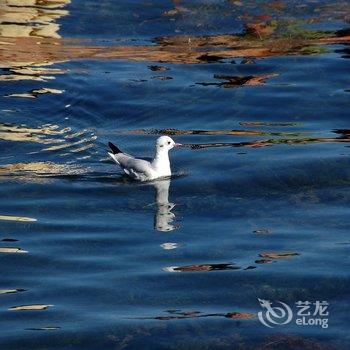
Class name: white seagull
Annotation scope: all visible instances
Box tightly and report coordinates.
[108,136,182,181]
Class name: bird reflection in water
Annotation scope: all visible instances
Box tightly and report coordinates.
[152,178,178,232]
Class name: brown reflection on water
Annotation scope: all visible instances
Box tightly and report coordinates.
[0,288,26,294]
[164,263,240,272]
[0,161,88,184]
[0,0,70,95]
[1,22,350,72]
[6,87,65,98]
[130,128,301,137]
[9,304,53,311]
[0,122,96,152]
[259,252,299,259]
[163,250,299,274]
[0,0,70,39]
[0,246,28,253]
[0,121,95,183]
[196,73,279,88]
[86,32,350,64]
[0,161,84,176]
[182,129,350,150]
[0,0,349,76]
[102,126,350,153]
[0,0,348,98]
[0,214,36,222]
[133,309,255,321]
[0,122,69,143]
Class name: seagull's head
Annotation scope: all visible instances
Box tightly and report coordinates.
[156,136,182,151]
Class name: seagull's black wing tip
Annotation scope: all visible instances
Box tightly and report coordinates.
[108,142,122,154]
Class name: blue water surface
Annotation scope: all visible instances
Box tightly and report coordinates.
[0,1,350,349]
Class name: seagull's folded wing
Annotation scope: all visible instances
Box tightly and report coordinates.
[116,154,154,178]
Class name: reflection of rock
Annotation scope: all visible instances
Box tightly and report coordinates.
[0,121,95,152]
[153,179,177,232]
[148,65,169,71]
[164,263,239,272]
[0,247,28,253]
[0,0,349,71]
[196,73,278,88]
[0,67,66,83]
[0,121,93,183]
[132,127,291,137]
[7,87,64,98]
[0,74,54,81]
[186,130,350,150]
[0,161,83,176]
[0,161,88,184]
[9,304,53,311]
[0,0,70,95]
[136,309,255,321]
[0,122,68,143]
[0,214,36,222]
[259,252,299,259]
[10,67,66,75]
[0,23,62,38]
[0,30,349,73]
[0,0,70,38]
[0,288,25,294]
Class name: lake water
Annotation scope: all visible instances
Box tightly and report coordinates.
[1,1,350,349]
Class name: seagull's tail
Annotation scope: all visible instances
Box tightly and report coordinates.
[108,142,122,165]
[108,142,122,155]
